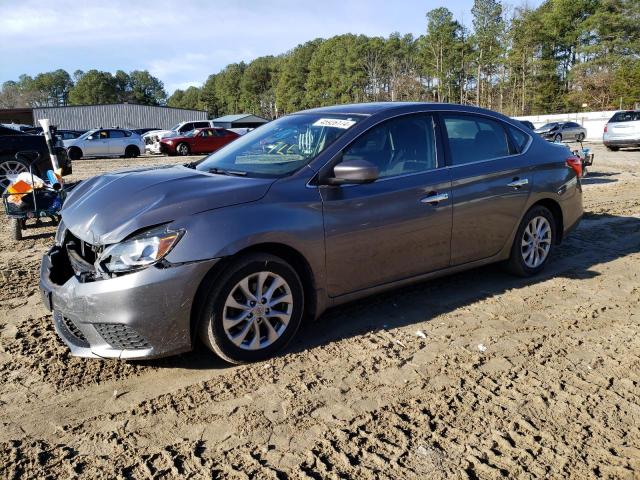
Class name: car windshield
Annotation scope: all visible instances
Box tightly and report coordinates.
[77,129,97,140]
[196,114,362,177]
[168,123,181,131]
[540,123,558,129]
[182,130,198,137]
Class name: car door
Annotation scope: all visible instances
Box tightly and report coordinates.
[321,113,452,297]
[562,122,576,140]
[83,130,110,156]
[442,113,532,265]
[107,130,126,155]
[192,130,210,153]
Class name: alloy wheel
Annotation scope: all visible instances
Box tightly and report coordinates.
[222,271,293,350]
[0,160,28,190]
[178,144,189,155]
[521,216,552,268]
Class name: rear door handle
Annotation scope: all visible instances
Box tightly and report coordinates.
[507,178,529,188]
[420,192,449,205]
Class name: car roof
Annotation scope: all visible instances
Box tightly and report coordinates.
[296,102,510,118]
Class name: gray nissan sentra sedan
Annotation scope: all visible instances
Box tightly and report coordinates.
[40,103,583,364]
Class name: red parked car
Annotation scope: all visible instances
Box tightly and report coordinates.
[160,128,239,156]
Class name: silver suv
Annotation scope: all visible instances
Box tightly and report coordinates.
[603,110,640,151]
[64,129,145,160]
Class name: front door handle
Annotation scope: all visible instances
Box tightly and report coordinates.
[507,178,529,188]
[421,192,449,205]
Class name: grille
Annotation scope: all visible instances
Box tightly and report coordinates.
[55,311,89,346]
[94,324,150,350]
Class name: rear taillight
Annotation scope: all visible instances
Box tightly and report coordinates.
[604,124,608,133]
[566,155,583,177]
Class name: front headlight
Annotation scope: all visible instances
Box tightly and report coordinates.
[166,140,174,145]
[97,225,183,273]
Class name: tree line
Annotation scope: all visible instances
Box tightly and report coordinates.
[2,0,638,118]
[0,69,167,108]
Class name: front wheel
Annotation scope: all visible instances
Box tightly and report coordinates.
[198,253,304,364]
[67,147,82,160]
[576,133,585,142]
[506,206,556,277]
[606,145,619,152]
[553,133,562,143]
[176,143,190,156]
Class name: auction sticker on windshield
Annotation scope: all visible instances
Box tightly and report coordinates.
[313,118,357,129]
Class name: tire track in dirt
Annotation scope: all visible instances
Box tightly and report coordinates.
[1,148,639,478]
[0,316,154,391]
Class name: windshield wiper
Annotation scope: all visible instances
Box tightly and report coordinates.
[207,167,247,177]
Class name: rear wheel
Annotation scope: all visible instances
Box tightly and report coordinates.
[176,143,190,156]
[506,206,556,277]
[606,145,619,152]
[67,147,82,160]
[0,158,29,190]
[198,253,304,364]
[124,145,140,158]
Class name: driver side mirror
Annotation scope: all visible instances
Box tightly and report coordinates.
[324,158,379,186]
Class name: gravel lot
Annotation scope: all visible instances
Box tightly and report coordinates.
[1,144,639,478]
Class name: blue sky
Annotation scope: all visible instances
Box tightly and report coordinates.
[0,0,542,94]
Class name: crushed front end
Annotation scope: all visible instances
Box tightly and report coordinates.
[40,225,218,359]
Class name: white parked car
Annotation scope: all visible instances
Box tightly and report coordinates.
[64,128,146,160]
[603,110,640,151]
[143,120,213,154]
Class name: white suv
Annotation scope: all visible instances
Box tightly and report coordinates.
[603,110,640,151]
[143,120,212,154]
[64,129,145,159]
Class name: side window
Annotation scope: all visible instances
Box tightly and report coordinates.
[179,123,192,133]
[123,130,132,137]
[443,114,510,165]
[98,130,109,139]
[508,126,529,153]
[109,130,125,138]
[195,122,210,129]
[340,114,437,179]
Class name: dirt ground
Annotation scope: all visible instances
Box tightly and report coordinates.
[1,144,639,479]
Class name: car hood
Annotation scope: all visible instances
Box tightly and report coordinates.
[534,127,553,133]
[63,138,82,147]
[61,165,274,245]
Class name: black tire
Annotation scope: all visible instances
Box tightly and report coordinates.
[176,143,190,156]
[606,145,619,152]
[553,133,562,143]
[67,147,82,160]
[124,146,140,158]
[505,205,556,277]
[11,218,22,241]
[577,133,585,142]
[198,253,304,364]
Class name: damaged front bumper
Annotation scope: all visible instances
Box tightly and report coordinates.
[40,246,218,359]
[145,141,162,155]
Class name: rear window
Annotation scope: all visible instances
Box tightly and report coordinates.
[610,111,640,123]
[508,126,530,152]
[443,114,511,165]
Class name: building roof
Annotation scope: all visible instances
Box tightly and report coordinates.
[212,114,269,123]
